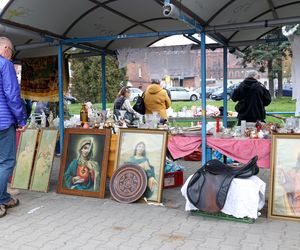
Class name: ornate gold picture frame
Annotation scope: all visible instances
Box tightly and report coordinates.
[268,133,300,221]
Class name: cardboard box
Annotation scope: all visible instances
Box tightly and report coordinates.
[163,170,183,188]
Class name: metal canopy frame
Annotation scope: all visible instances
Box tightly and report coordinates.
[1,0,299,159]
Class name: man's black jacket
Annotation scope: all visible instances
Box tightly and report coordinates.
[232,77,271,124]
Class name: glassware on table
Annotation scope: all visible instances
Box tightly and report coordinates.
[285,117,297,131]
[240,120,246,137]
[144,114,154,128]
[233,126,241,138]
[152,111,160,128]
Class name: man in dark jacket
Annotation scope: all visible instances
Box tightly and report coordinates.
[232,70,271,125]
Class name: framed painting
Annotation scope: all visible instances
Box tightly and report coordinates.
[57,128,111,198]
[114,128,168,203]
[11,129,39,189]
[30,129,58,192]
[268,133,300,221]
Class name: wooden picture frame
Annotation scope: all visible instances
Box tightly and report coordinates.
[57,128,111,198]
[30,129,58,192]
[114,128,168,203]
[268,133,300,221]
[11,129,39,189]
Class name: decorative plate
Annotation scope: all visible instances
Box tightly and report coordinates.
[110,164,147,203]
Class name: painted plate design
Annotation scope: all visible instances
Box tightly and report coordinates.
[110,164,147,203]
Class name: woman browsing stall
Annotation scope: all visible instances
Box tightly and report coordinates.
[113,86,140,124]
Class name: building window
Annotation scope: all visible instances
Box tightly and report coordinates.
[235,71,239,78]
[138,65,142,78]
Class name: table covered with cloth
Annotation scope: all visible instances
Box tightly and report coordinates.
[168,135,271,168]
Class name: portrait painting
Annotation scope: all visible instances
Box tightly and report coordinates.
[268,133,300,221]
[114,128,168,203]
[11,129,39,189]
[30,129,58,192]
[57,128,111,198]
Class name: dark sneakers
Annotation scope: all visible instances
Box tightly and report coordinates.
[4,197,19,208]
[0,205,7,218]
[0,198,20,218]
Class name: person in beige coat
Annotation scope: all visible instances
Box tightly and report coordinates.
[144,79,171,121]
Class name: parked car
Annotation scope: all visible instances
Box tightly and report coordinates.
[210,83,240,100]
[129,87,143,102]
[64,95,78,104]
[168,87,200,101]
[194,86,221,99]
[275,84,293,97]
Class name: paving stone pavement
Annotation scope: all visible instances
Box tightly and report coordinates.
[1,157,300,250]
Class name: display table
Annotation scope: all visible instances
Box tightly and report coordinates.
[168,135,271,168]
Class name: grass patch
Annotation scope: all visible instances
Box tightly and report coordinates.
[67,97,296,124]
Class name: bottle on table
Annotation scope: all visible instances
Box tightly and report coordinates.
[80,104,89,126]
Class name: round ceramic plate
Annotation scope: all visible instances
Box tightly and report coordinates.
[110,164,147,203]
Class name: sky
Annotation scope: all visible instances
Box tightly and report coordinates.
[0,0,9,11]
[152,34,215,47]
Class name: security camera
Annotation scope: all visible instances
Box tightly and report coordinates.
[163,4,172,16]
[228,47,236,54]
[163,4,180,19]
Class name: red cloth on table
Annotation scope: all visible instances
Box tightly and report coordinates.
[168,136,201,159]
[168,135,271,168]
[207,137,271,168]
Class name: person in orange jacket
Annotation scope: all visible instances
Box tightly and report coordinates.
[143,79,171,121]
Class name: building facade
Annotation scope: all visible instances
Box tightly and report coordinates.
[126,48,268,90]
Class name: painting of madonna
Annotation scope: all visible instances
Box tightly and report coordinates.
[115,129,168,203]
[63,138,100,191]
[58,128,110,198]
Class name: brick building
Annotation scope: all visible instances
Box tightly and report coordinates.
[126,48,268,90]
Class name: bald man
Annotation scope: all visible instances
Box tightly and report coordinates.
[0,37,27,218]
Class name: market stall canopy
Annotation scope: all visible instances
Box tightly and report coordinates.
[1,0,300,59]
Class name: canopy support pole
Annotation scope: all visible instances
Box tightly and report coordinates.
[223,47,228,128]
[200,31,207,166]
[101,52,106,111]
[58,44,64,156]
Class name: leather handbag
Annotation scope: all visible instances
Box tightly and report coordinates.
[133,93,145,115]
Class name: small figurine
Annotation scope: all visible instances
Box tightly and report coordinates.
[104,109,115,127]
[250,130,258,139]
[48,111,54,128]
[257,130,264,139]
[41,111,47,128]
[28,114,37,128]
[255,121,262,132]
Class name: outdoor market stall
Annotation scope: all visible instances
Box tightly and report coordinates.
[2,0,300,221]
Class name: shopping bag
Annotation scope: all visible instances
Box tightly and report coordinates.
[133,93,145,115]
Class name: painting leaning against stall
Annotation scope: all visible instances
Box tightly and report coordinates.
[30,129,58,192]
[115,128,168,203]
[11,129,39,189]
[57,128,111,198]
[269,133,300,222]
